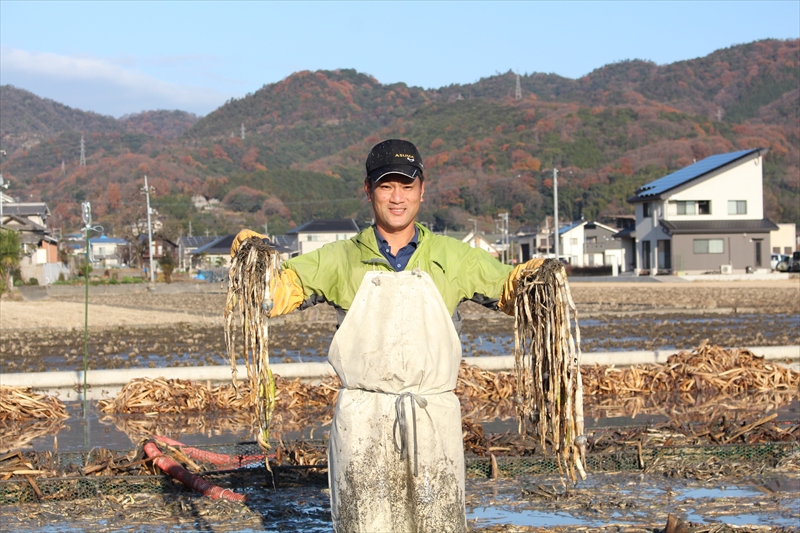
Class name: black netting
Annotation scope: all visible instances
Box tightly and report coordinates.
[1,441,796,505]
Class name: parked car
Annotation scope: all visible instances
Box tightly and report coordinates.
[772,253,791,271]
[771,253,789,270]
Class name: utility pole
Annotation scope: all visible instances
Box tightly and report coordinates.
[468,218,477,236]
[545,217,550,256]
[0,175,8,225]
[80,135,86,167]
[553,167,559,259]
[141,175,156,285]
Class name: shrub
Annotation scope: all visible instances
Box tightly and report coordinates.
[28,278,39,286]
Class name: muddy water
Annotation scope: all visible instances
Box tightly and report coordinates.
[1,311,798,373]
[1,472,796,531]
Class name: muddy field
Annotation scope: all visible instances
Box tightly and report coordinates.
[0,281,798,373]
[1,280,798,532]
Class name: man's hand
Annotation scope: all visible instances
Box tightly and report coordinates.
[498,258,546,315]
[230,229,267,257]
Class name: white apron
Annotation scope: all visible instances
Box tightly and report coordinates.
[328,270,466,533]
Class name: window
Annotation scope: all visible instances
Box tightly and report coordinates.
[642,203,651,217]
[693,239,724,254]
[728,200,747,215]
[672,200,711,215]
[586,236,597,244]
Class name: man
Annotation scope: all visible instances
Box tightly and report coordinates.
[232,139,537,533]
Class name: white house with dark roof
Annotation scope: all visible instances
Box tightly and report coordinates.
[286,219,361,255]
[558,220,624,269]
[624,148,777,275]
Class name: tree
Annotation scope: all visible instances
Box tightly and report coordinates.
[158,252,176,283]
[0,229,21,293]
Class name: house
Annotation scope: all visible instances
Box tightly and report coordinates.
[285,219,361,256]
[624,148,777,275]
[514,220,555,262]
[177,235,218,270]
[461,231,500,258]
[89,235,129,267]
[191,195,220,211]
[0,201,69,284]
[139,234,178,267]
[557,220,624,268]
[189,234,235,269]
[771,223,797,256]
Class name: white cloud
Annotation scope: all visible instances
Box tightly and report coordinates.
[0,47,229,117]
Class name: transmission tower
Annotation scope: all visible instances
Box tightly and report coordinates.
[61,160,66,176]
[515,72,522,100]
[79,135,86,167]
[241,123,245,140]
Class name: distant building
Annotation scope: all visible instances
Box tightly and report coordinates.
[190,234,235,269]
[622,148,777,275]
[0,201,68,283]
[771,223,797,255]
[557,220,623,268]
[177,235,218,270]
[285,219,361,256]
[461,231,500,258]
[89,235,130,266]
[191,195,220,211]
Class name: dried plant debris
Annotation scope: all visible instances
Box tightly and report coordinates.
[582,341,800,397]
[0,386,68,421]
[224,236,281,451]
[512,259,586,482]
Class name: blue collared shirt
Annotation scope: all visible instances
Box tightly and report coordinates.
[374,226,419,272]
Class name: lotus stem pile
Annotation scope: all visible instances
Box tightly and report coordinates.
[513,259,586,482]
[224,237,280,452]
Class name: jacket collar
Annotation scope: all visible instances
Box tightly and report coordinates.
[356,222,430,264]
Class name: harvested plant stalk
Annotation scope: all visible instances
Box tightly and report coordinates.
[224,237,280,452]
[0,386,69,421]
[513,259,586,482]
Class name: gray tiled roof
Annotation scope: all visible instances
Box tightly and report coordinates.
[660,218,779,234]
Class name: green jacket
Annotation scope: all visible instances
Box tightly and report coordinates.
[283,223,513,322]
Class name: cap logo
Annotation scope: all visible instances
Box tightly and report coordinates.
[395,153,415,162]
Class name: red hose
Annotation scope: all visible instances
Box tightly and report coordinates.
[144,441,246,502]
[153,435,269,467]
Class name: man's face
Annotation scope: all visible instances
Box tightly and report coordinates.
[364,175,425,234]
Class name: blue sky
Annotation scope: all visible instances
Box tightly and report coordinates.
[1,1,798,118]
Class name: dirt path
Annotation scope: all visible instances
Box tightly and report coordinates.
[0,300,221,330]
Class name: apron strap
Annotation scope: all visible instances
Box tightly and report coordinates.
[393,392,428,477]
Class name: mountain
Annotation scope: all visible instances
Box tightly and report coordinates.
[0,39,797,239]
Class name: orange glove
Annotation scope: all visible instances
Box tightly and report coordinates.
[268,268,305,318]
[230,229,266,257]
[498,258,546,315]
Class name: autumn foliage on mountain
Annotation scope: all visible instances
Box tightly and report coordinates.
[0,39,797,239]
